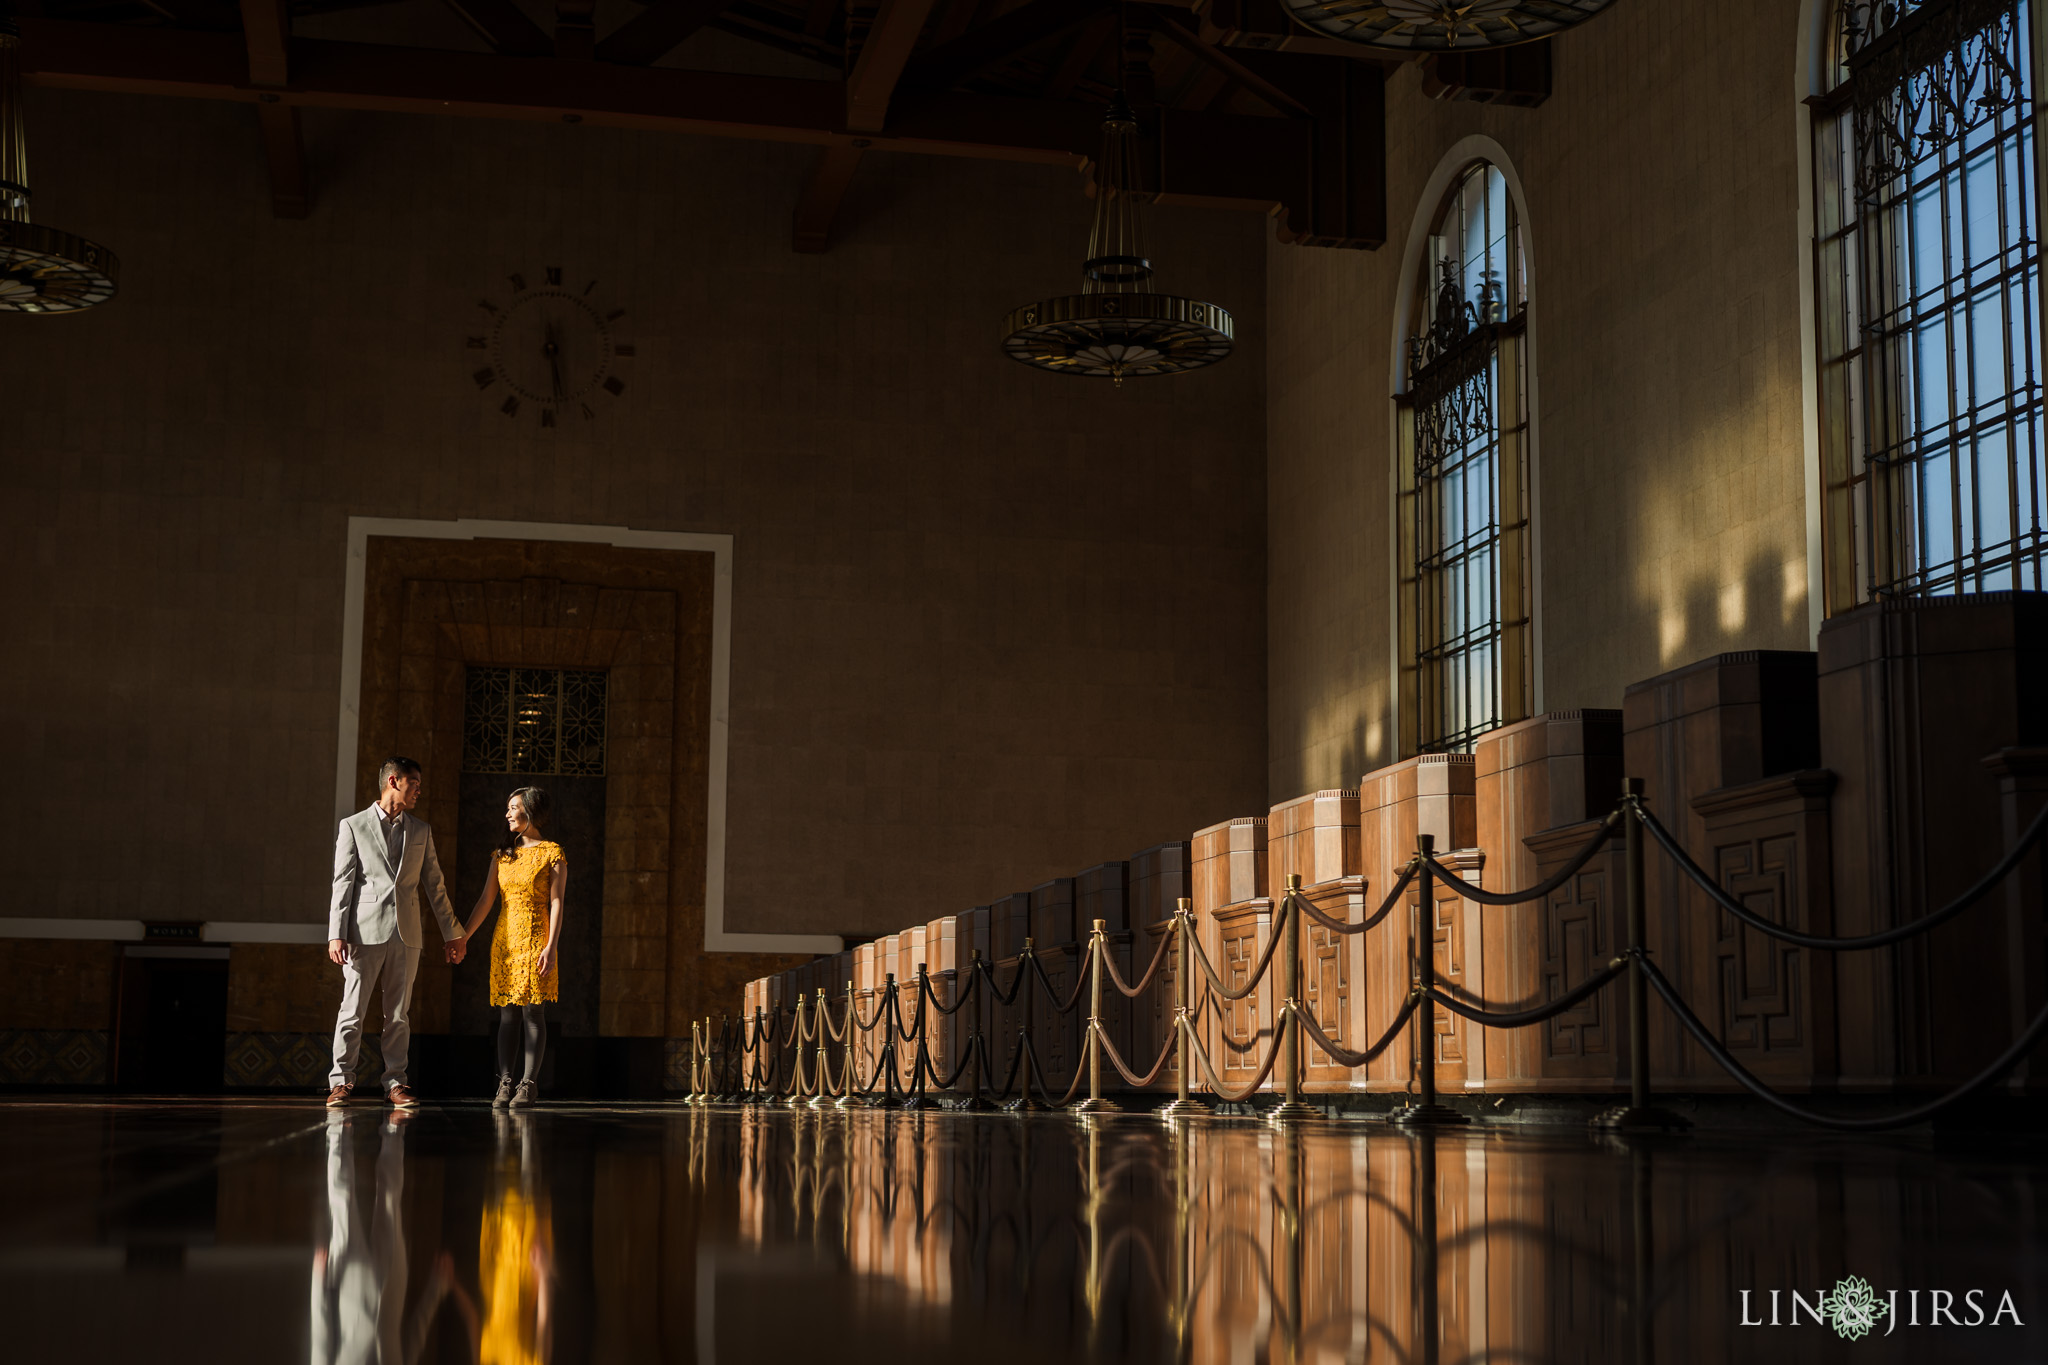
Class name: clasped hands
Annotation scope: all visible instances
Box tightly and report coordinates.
[445,931,470,965]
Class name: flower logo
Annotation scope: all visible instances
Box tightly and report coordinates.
[1822,1275,1887,1341]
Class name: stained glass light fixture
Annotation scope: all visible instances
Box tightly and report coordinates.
[0,19,118,314]
[1001,93,1232,386]
[1276,0,1619,50]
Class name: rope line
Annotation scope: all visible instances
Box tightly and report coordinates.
[1640,954,2048,1132]
[1186,894,1292,1003]
[1422,808,1622,907]
[1093,1018,1180,1088]
[919,966,981,1015]
[1102,924,1175,999]
[1291,859,1420,936]
[1183,1009,1288,1103]
[1637,798,2048,951]
[1030,950,1092,1016]
[1422,958,1629,1029]
[1296,994,1421,1069]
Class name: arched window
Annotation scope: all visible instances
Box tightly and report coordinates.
[1397,161,1533,756]
[1811,0,2046,609]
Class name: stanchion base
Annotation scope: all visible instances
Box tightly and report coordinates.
[947,1096,1000,1112]
[897,1096,940,1111]
[1390,1102,1470,1128]
[1265,1101,1322,1125]
[1002,1098,1050,1113]
[1589,1105,1691,1134]
[1070,1098,1122,1114]
[1158,1099,1211,1122]
[832,1095,867,1108]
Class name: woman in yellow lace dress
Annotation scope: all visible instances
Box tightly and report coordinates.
[459,787,568,1110]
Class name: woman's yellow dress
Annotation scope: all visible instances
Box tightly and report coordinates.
[490,841,563,1007]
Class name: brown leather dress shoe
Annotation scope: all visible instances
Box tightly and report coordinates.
[387,1084,421,1110]
[325,1083,354,1107]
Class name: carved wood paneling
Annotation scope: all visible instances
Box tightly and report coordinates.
[1537,866,1615,1069]
[1711,835,1805,1054]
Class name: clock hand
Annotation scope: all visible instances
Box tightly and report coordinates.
[544,321,564,401]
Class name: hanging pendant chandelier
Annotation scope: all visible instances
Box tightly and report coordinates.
[0,20,118,314]
[1275,0,1619,50]
[1001,93,1232,387]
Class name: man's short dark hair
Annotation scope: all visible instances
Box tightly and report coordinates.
[378,757,423,788]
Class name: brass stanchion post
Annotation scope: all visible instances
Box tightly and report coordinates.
[692,1019,709,1105]
[834,978,862,1108]
[1394,834,1466,1126]
[746,1005,766,1103]
[1074,919,1120,1113]
[903,964,936,1111]
[1160,898,1208,1121]
[809,988,831,1107]
[957,951,995,1110]
[1004,938,1042,1111]
[1270,874,1317,1123]
[879,974,902,1108]
[1594,778,1690,1133]
[783,994,808,1106]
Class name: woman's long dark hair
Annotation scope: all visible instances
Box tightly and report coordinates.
[497,786,551,858]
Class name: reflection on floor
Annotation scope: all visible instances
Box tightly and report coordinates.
[0,1100,2041,1362]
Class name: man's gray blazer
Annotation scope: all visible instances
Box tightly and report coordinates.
[328,807,463,949]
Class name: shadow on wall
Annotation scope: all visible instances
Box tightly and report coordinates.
[1647,544,1809,670]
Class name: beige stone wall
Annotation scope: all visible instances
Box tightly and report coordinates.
[1269,0,1817,799]
[1,89,1268,938]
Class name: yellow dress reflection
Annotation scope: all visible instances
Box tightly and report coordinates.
[466,1116,554,1365]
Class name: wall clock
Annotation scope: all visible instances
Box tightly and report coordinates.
[467,266,633,427]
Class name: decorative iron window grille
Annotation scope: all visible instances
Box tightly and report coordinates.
[463,666,607,776]
[1398,162,1534,756]
[1812,0,2046,610]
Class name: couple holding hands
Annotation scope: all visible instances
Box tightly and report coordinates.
[326,757,569,1111]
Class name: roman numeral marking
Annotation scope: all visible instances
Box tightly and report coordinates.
[546,267,562,286]
[501,396,520,417]
[541,407,556,428]
[603,376,625,397]
[473,367,496,390]
[466,336,487,349]
[508,273,526,293]
[613,345,635,358]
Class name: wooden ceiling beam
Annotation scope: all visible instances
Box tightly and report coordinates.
[844,0,938,132]
[438,0,552,57]
[555,0,597,59]
[593,0,732,65]
[1148,17,1310,117]
[899,0,1096,92]
[237,0,309,217]
[18,18,1387,247]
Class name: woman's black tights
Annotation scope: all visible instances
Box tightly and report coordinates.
[496,1004,546,1083]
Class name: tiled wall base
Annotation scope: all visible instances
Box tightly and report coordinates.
[0,1029,108,1085]
[226,1031,377,1089]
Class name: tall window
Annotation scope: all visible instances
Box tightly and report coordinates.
[1813,0,2047,609]
[1398,161,1534,755]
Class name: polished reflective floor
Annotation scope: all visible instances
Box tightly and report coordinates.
[1,1099,2044,1363]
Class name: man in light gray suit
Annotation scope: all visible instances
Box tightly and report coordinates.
[327,756,468,1108]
